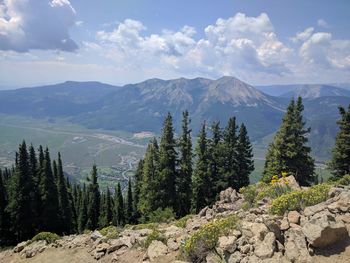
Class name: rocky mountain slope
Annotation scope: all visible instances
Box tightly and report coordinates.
[1,176,350,263]
[279,84,350,99]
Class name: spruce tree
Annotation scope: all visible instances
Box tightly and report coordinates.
[0,171,9,245]
[39,147,60,233]
[329,104,350,178]
[78,184,88,232]
[158,113,177,210]
[133,159,143,222]
[86,165,100,230]
[6,141,35,241]
[114,183,125,226]
[236,123,254,189]
[263,97,315,186]
[126,179,133,223]
[138,138,159,220]
[191,123,211,213]
[66,178,77,233]
[57,153,72,234]
[177,110,193,217]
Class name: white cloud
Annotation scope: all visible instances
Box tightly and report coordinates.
[291,27,314,42]
[317,19,330,28]
[0,0,77,52]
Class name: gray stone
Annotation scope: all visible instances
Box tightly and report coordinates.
[218,235,237,253]
[228,251,243,263]
[146,240,168,262]
[254,232,276,259]
[287,211,300,224]
[284,228,311,262]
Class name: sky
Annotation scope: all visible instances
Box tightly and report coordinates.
[0,0,349,88]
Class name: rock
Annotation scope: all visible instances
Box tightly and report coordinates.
[206,251,223,263]
[240,244,251,254]
[220,187,234,203]
[242,255,261,263]
[14,241,28,253]
[284,227,311,262]
[91,230,103,241]
[95,242,109,253]
[337,214,350,223]
[228,251,243,263]
[231,229,242,238]
[303,202,326,217]
[167,238,179,251]
[287,211,300,224]
[93,251,105,260]
[279,176,300,190]
[254,232,276,259]
[230,189,240,202]
[198,206,209,217]
[107,239,127,254]
[302,211,348,247]
[265,219,283,242]
[328,187,343,198]
[218,235,237,253]
[146,240,168,262]
[20,240,47,259]
[237,236,249,248]
[164,225,183,239]
[186,217,208,231]
[280,218,289,231]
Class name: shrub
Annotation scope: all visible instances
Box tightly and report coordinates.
[143,229,166,248]
[270,183,331,215]
[31,232,60,244]
[175,214,193,228]
[147,207,175,223]
[181,215,238,262]
[99,226,120,239]
[335,174,350,186]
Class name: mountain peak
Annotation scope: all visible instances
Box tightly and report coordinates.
[280,84,350,99]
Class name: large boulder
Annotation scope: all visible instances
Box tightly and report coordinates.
[217,235,237,253]
[284,227,311,262]
[254,232,276,259]
[146,240,168,262]
[302,211,348,247]
[19,240,47,258]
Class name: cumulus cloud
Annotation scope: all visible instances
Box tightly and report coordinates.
[93,13,291,80]
[0,0,78,52]
[291,27,314,42]
[317,19,330,28]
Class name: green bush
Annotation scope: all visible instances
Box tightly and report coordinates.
[143,229,166,248]
[335,174,350,186]
[99,225,120,239]
[31,232,60,244]
[181,215,238,262]
[147,207,175,223]
[270,183,331,215]
[175,214,193,228]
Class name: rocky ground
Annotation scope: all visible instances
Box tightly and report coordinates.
[1,176,350,263]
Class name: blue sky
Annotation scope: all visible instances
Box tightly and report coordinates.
[0,0,349,88]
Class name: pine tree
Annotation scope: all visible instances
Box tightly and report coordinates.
[78,184,88,232]
[126,179,133,223]
[66,178,77,233]
[222,117,239,189]
[263,97,315,186]
[6,141,35,241]
[86,165,100,230]
[191,123,211,213]
[177,110,193,217]
[57,153,72,234]
[329,104,350,179]
[236,123,254,189]
[114,183,125,226]
[39,147,60,233]
[138,138,159,220]
[158,113,177,210]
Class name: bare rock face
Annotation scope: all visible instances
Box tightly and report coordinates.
[284,227,311,262]
[146,240,168,262]
[302,211,348,247]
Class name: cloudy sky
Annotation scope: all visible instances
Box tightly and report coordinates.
[0,0,349,88]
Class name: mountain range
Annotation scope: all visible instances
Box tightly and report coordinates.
[1,76,350,160]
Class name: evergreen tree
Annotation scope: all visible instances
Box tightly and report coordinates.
[86,165,100,230]
[177,110,193,217]
[126,179,134,223]
[236,123,254,189]
[329,104,350,178]
[114,183,125,226]
[222,117,239,189]
[57,153,72,234]
[191,123,211,213]
[138,138,159,220]
[39,147,60,233]
[208,121,224,200]
[6,141,35,241]
[133,159,143,222]
[78,184,88,232]
[0,170,9,245]
[66,178,77,233]
[263,97,315,186]
[158,113,177,210]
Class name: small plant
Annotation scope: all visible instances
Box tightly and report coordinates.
[270,183,331,215]
[31,232,60,244]
[143,229,166,248]
[335,174,350,186]
[175,214,193,228]
[99,225,120,239]
[181,215,238,262]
